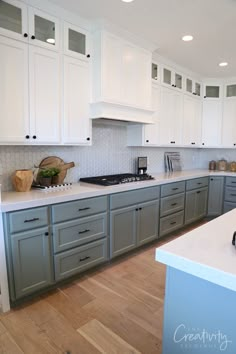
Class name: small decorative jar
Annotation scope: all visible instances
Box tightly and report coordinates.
[230,161,236,172]
[209,160,216,170]
[12,169,33,192]
[218,159,227,171]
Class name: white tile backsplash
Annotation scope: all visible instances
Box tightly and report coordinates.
[0,121,222,192]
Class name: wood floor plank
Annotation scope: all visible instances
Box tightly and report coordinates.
[1,309,59,354]
[78,319,141,354]
[0,320,6,336]
[83,298,162,354]
[60,282,95,307]
[0,332,24,354]
[40,315,101,354]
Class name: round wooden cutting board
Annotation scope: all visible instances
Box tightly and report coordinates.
[37,156,75,184]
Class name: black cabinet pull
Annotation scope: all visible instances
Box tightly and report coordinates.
[87,137,90,141]
[86,54,90,58]
[79,256,90,262]
[170,221,176,225]
[139,207,142,210]
[25,135,30,139]
[232,231,236,246]
[230,194,236,197]
[45,232,49,236]
[146,140,149,143]
[197,191,201,194]
[78,207,90,211]
[172,188,179,191]
[202,143,205,145]
[171,203,177,206]
[172,84,175,87]
[32,135,36,139]
[204,96,206,98]
[31,35,35,40]
[135,208,139,211]
[78,229,90,234]
[24,217,39,223]
[210,178,213,181]
[24,33,28,38]
[231,181,236,184]
[170,141,175,144]
[234,144,236,146]
[197,182,202,185]
[191,142,195,145]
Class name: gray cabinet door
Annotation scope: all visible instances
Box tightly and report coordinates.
[110,206,136,258]
[11,227,52,299]
[137,200,159,246]
[208,177,224,216]
[185,188,208,225]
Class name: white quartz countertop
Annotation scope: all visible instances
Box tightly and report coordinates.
[1,169,236,212]
[156,209,236,291]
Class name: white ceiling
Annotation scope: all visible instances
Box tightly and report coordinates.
[49,0,236,78]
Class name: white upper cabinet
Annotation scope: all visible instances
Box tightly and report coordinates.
[0,0,27,41]
[0,36,29,143]
[201,100,222,147]
[63,56,91,145]
[221,82,236,148]
[0,0,59,50]
[159,87,183,145]
[161,66,183,91]
[151,62,160,84]
[63,22,90,60]
[29,46,60,144]
[182,95,202,146]
[91,30,153,123]
[185,77,201,98]
[203,84,221,99]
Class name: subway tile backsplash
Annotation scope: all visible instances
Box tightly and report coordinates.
[0,121,214,192]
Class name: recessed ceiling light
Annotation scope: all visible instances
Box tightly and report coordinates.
[122,0,134,2]
[219,62,228,67]
[182,35,193,42]
[46,38,55,44]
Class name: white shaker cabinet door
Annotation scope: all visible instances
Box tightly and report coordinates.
[143,84,161,145]
[159,87,183,145]
[222,98,236,148]
[0,36,29,143]
[63,56,91,145]
[29,45,60,144]
[201,100,222,147]
[182,95,201,146]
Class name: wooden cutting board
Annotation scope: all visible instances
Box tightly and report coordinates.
[37,156,75,184]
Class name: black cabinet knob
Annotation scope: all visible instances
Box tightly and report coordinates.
[45,232,49,236]
[191,142,195,145]
[170,141,175,144]
[204,96,206,98]
[172,84,175,87]
[86,137,90,141]
[234,144,236,146]
[31,35,35,40]
[210,178,213,181]
[86,54,90,58]
[24,33,28,38]
[146,140,149,143]
[25,135,30,139]
[135,208,139,211]
[202,143,205,145]
[32,135,36,139]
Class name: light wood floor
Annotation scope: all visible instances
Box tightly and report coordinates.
[0,222,204,354]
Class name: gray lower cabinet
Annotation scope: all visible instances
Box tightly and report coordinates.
[185,187,208,225]
[224,177,236,213]
[208,176,224,216]
[110,187,160,258]
[11,227,52,300]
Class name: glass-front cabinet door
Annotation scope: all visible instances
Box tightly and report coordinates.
[151,62,159,82]
[204,85,220,99]
[226,84,236,98]
[162,66,182,90]
[64,22,90,60]
[175,73,182,89]
[195,82,201,96]
[185,77,201,97]
[186,78,192,93]
[28,7,59,50]
[0,0,27,40]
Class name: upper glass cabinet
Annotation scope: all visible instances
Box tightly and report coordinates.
[151,63,159,82]
[226,84,236,98]
[0,0,27,40]
[175,73,182,89]
[186,78,192,93]
[28,8,59,50]
[204,85,220,98]
[64,22,90,60]
[185,77,201,97]
[162,66,183,90]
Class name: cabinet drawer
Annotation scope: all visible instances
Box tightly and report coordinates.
[53,213,108,253]
[225,177,236,187]
[8,207,48,234]
[186,177,208,191]
[110,186,160,210]
[225,187,236,203]
[223,202,236,214]
[52,196,108,223]
[160,193,185,217]
[161,181,185,197]
[159,211,184,237]
[54,239,107,281]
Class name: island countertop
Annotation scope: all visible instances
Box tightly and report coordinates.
[156,208,236,292]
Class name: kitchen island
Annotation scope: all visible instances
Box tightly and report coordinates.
[156,209,236,354]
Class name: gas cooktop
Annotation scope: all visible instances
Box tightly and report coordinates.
[80,173,154,186]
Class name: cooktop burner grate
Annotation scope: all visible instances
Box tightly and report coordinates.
[80,173,154,186]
